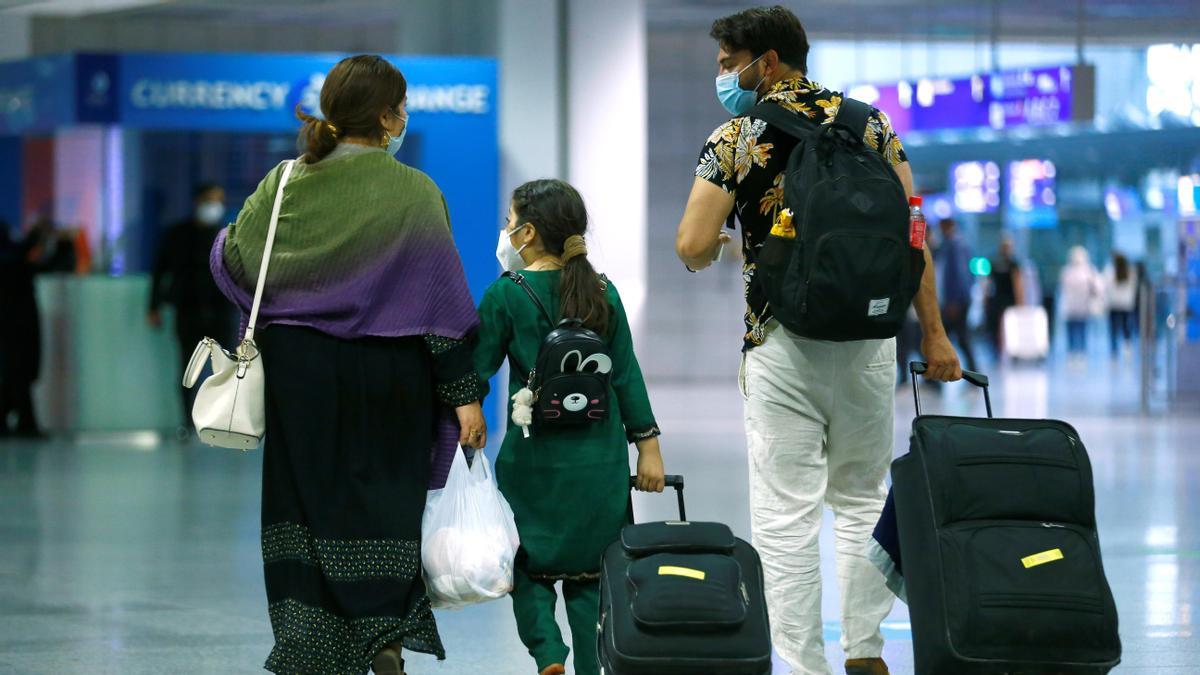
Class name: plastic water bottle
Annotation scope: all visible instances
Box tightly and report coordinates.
[909,196,926,250]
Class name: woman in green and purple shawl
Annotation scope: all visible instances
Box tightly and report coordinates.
[211,55,485,675]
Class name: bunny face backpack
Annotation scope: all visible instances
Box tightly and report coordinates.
[502,271,613,438]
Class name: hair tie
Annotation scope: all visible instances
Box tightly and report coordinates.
[562,234,587,263]
[325,121,339,138]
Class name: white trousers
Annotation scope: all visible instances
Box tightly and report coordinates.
[741,323,896,675]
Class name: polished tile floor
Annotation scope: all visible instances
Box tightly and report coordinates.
[1,356,1197,674]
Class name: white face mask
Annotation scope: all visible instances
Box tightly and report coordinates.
[496,224,530,272]
[195,201,225,226]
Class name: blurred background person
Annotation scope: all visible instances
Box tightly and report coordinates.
[986,237,1024,356]
[1060,246,1104,363]
[1105,252,1138,359]
[1037,262,1058,347]
[1134,260,1151,337]
[147,182,234,435]
[0,220,46,438]
[934,217,978,372]
[25,214,77,274]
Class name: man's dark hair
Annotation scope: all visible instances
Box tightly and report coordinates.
[710,5,809,73]
[193,182,223,201]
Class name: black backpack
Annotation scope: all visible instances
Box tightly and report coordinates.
[748,98,925,341]
[504,271,611,428]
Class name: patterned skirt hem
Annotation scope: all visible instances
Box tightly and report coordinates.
[263,598,445,675]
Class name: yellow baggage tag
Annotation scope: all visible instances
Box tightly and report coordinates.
[1021,548,1064,569]
[658,565,706,581]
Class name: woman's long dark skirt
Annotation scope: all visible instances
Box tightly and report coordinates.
[258,325,444,674]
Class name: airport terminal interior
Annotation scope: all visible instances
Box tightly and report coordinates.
[2,1,1200,673]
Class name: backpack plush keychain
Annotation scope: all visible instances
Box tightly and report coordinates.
[511,388,535,438]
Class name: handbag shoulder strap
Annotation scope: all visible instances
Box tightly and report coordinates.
[244,159,296,344]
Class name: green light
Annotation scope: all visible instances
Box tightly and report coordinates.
[969,257,992,276]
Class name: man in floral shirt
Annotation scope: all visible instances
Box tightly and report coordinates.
[674,6,962,675]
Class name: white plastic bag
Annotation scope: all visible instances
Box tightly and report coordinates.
[422,447,520,609]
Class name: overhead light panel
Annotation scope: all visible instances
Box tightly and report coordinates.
[3,0,167,17]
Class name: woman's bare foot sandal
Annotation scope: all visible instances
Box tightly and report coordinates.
[371,643,405,675]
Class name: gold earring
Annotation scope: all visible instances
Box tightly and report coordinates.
[380,131,391,149]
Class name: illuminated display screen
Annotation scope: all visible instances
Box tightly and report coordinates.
[1007,159,1058,228]
[1179,175,1200,216]
[849,64,1094,135]
[923,192,954,222]
[950,161,1001,213]
[1146,44,1200,126]
[1104,186,1142,222]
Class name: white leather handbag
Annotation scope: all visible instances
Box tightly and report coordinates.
[183,159,295,449]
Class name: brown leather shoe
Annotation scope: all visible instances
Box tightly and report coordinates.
[539,665,566,675]
[372,644,405,675]
[845,657,889,675]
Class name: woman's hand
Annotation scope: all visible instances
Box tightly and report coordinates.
[634,437,665,493]
[455,402,487,449]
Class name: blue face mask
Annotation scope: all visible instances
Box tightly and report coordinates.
[385,111,408,157]
[715,54,766,116]
[385,123,407,157]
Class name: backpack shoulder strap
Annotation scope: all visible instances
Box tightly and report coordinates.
[832,97,872,143]
[504,271,554,325]
[746,101,818,140]
[500,271,547,380]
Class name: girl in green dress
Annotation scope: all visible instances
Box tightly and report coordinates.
[473,179,665,675]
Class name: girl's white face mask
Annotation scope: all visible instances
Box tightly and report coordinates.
[496,224,530,272]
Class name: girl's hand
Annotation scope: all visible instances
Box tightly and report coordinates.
[456,402,487,449]
[634,438,665,493]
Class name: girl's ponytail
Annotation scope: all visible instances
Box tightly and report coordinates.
[559,234,609,335]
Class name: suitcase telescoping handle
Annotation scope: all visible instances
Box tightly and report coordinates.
[909,361,993,418]
[628,474,686,522]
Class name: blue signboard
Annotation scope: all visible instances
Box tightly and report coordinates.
[101,53,493,131]
[98,51,500,432]
[0,54,77,135]
[75,53,120,124]
[1,50,498,297]
[85,53,497,297]
[1,50,498,295]
[0,51,501,431]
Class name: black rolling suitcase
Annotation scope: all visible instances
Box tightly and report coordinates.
[893,362,1121,674]
[597,475,772,675]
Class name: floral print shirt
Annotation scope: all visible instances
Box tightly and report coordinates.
[694,77,908,349]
